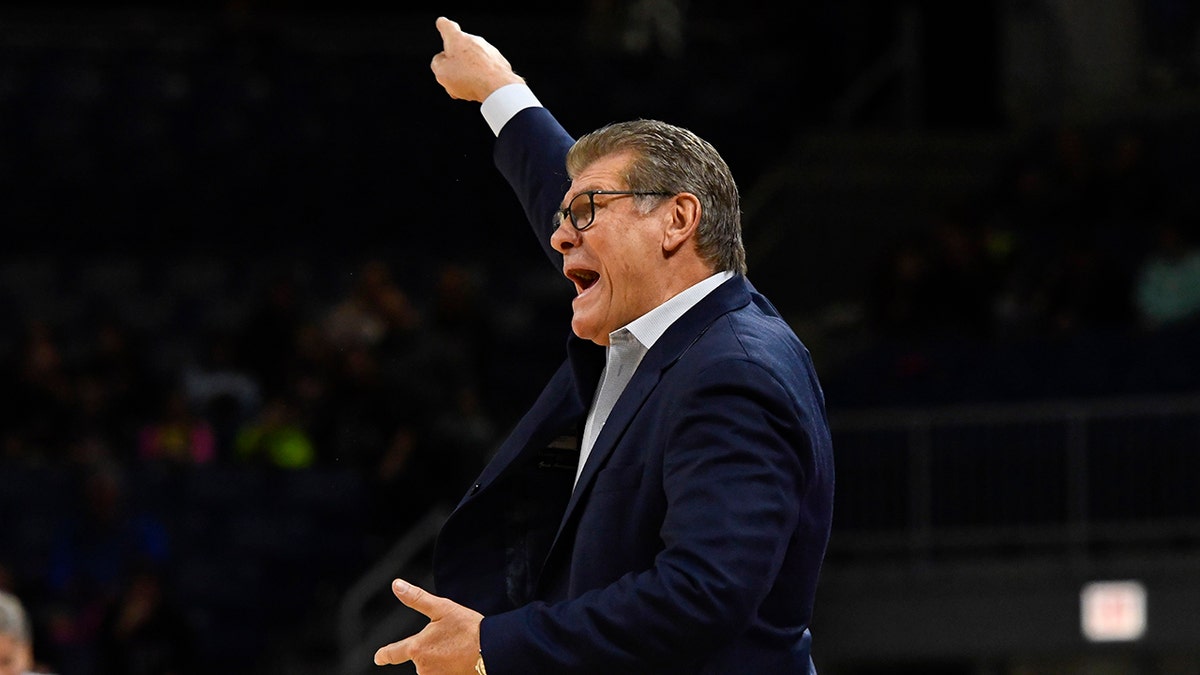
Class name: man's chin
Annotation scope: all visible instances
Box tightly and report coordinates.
[571,318,609,346]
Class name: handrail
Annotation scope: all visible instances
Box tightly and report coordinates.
[336,503,452,673]
[826,391,1200,564]
[829,392,1200,430]
[831,4,923,127]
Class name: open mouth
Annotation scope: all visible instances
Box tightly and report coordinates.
[566,268,600,295]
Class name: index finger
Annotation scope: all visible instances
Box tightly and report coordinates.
[435,16,462,44]
[390,578,450,620]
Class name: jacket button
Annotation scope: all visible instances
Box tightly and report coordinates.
[470,483,481,495]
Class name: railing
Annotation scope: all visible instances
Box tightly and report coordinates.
[830,3,924,128]
[827,393,1200,561]
[336,503,452,675]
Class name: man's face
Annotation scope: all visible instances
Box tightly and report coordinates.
[0,633,31,675]
[552,152,670,346]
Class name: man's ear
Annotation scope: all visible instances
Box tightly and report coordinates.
[662,192,702,254]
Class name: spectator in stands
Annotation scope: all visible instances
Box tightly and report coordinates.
[365,422,427,546]
[428,385,496,495]
[0,589,51,675]
[233,396,315,469]
[324,259,410,351]
[1135,220,1200,328]
[0,322,74,464]
[97,566,194,675]
[1041,239,1134,334]
[867,235,940,338]
[868,214,996,341]
[925,215,995,337]
[322,340,392,466]
[136,388,216,465]
[1097,128,1161,226]
[0,572,48,673]
[376,262,492,424]
[371,271,439,415]
[281,321,336,457]
[432,386,495,464]
[181,331,262,456]
[427,263,486,353]
[45,462,168,675]
[239,273,304,399]
[74,318,151,460]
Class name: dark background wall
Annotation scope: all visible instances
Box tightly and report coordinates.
[2,1,1199,674]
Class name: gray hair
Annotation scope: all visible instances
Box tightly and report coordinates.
[566,119,747,275]
[0,590,31,644]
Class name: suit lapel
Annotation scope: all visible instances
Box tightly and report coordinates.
[541,276,754,571]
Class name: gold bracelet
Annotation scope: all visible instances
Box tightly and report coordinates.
[475,653,487,675]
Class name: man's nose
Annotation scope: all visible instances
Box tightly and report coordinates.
[550,218,579,253]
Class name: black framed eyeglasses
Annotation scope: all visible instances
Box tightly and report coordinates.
[555,190,673,231]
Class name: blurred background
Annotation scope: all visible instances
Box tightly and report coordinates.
[1,0,1198,673]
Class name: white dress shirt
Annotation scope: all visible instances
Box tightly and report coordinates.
[575,271,734,484]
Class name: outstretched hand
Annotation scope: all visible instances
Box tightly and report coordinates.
[373,578,484,674]
[431,16,526,103]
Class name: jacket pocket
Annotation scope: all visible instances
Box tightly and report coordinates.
[590,462,644,495]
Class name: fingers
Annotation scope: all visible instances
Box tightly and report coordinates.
[371,580,428,666]
[390,578,449,620]
[375,579,484,670]
[431,16,462,99]
[435,15,470,57]
[373,638,411,666]
[430,14,521,102]
[435,16,462,42]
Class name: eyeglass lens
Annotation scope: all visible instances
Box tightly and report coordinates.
[567,192,594,230]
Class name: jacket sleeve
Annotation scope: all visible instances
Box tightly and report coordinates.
[492,106,575,268]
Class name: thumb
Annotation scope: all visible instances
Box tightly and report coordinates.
[390,578,449,620]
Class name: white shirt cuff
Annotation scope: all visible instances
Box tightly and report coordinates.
[480,83,542,137]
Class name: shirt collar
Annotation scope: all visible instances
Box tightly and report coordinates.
[615,271,735,350]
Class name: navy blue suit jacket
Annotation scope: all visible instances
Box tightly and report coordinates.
[433,107,835,674]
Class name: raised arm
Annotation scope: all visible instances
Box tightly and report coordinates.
[431,17,574,266]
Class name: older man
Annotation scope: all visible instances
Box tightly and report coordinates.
[373,17,834,675]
